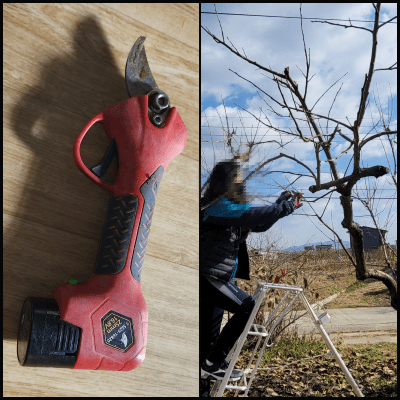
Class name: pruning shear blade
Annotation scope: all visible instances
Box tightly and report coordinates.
[125,36,158,98]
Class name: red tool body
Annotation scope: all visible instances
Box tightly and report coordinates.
[17,37,186,371]
[294,192,303,208]
[55,95,186,370]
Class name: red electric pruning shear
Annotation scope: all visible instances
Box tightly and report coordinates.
[277,190,303,208]
[17,37,187,371]
[294,192,303,208]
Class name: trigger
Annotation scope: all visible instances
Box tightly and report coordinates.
[90,139,118,178]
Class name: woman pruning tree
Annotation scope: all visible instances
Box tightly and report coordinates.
[200,159,302,396]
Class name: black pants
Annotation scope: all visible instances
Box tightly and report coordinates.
[200,276,255,396]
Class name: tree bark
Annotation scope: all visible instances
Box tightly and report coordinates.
[340,194,397,310]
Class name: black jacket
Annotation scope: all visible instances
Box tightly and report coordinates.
[200,200,294,282]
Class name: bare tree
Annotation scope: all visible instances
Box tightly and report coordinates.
[202,3,397,309]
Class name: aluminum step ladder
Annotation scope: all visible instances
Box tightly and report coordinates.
[210,282,363,397]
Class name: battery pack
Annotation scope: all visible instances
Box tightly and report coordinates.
[17,297,81,367]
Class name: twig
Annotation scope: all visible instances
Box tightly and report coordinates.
[360,130,397,148]
[311,72,348,112]
[310,20,372,33]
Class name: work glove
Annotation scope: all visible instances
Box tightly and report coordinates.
[276,190,292,204]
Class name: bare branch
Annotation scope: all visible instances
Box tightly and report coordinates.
[360,130,397,148]
[201,25,286,79]
[355,3,381,130]
[375,61,397,72]
[326,84,344,135]
[324,141,354,162]
[314,143,321,188]
[231,101,295,137]
[250,140,286,147]
[243,154,285,183]
[311,72,348,111]
[277,153,317,181]
[309,165,390,193]
[201,137,233,144]
[387,136,397,189]
[337,128,354,143]
[231,68,353,131]
[320,190,333,218]
[307,201,357,267]
[275,78,314,143]
[214,3,224,42]
[378,15,397,29]
[310,19,373,33]
[287,106,353,131]
[299,3,311,100]
[266,170,314,178]
[229,69,286,110]
[306,189,337,203]
[227,36,239,53]
[221,97,236,155]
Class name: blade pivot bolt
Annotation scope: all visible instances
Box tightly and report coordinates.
[150,92,170,113]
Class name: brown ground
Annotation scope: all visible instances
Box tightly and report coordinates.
[223,252,397,397]
[236,342,397,397]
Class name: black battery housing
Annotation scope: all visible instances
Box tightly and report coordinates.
[17,297,81,368]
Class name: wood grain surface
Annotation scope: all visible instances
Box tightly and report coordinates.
[3,3,199,397]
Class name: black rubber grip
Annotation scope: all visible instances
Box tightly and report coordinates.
[94,195,138,274]
[131,166,164,283]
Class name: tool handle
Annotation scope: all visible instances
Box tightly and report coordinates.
[93,167,163,282]
[73,112,113,193]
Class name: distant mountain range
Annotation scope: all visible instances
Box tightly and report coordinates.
[285,240,351,252]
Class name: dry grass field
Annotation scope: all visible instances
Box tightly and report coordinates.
[221,248,397,397]
[239,248,395,314]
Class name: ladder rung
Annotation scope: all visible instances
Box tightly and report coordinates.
[247,331,268,337]
[248,324,268,336]
[225,385,247,391]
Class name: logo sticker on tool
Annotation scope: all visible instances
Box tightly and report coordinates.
[102,311,135,352]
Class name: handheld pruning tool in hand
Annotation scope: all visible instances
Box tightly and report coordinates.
[17,37,187,371]
[293,192,303,208]
[276,190,303,208]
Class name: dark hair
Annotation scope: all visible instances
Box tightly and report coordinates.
[201,160,245,210]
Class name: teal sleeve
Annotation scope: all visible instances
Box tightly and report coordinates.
[232,257,238,278]
[203,198,250,221]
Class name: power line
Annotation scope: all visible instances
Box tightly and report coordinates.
[201,140,392,144]
[261,189,397,191]
[201,134,395,141]
[201,11,397,25]
[253,196,396,200]
[201,126,397,130]
[201,115,395,120]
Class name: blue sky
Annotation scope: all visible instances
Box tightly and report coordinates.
[201,3,397,248]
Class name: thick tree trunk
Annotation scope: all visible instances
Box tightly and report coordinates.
[340,194,397,310]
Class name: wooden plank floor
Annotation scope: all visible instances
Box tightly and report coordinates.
[3,3,199,397]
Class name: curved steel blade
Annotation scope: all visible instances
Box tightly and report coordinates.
[125,36,159,98]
